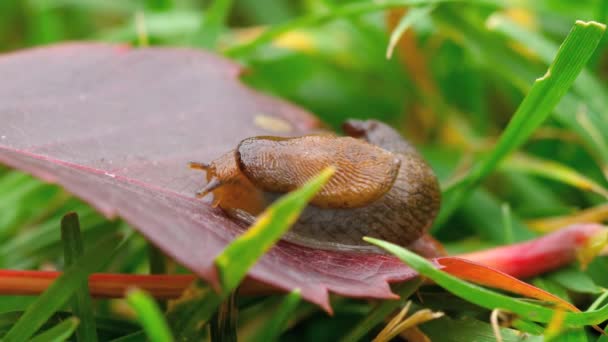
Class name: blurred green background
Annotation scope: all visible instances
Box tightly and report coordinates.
[1,0,608,340]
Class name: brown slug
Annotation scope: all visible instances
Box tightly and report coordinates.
[190,119,441,253]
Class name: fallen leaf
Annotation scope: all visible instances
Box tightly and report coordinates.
[0,43,416,311]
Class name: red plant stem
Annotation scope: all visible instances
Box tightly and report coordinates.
[0,224,604,299]
[0,271,195,299]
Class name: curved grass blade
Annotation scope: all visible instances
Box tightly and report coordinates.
[126,288,173,342]
[108,330,146,342]
[386,5,436,59]
[29,317,79,342]
[435,20,606,228]
[215,166,335,292]
[503,154,608,199]
[225,0,506,58]
[210,291,237,342]
[487,14,608,118]
[2,235,120,342]
[61,212,98,342]
[249,290,302,342]
[364,237,608,327]
[527,203,608,233]
[169,167,334,339]
[193,0,233,48]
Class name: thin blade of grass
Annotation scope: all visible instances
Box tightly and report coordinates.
[145,0,173,11]
[108,330,146,342]
[126,288,173,342]
[169,167,334,340]
[487,14,608,117]
[29,317,79,342]
[435,20,606,228]
[167,281,222,341]
[215,166,335,292]
[2,235,120,342]
[193,0,233,48]
[341,278,423,342]
[147,245,167,310]
[386,5,436,59]
[503,154,608,199]
[364,237,608,327]
[225,0,506,58]
[61,212,98,342]
[249,290,302,342]
[210,291,237,342]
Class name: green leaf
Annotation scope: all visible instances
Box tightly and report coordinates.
[435,20,606,228]
[215,166,335,292]
[250,290,302,342]
[126,288,174,342]
[364,237,608,326]
[386,5,436,59]
[30,317,79,342]
[2,234,120,342]
[61,212,98,342]
[341,278,422,342]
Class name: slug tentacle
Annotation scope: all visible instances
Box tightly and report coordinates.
[191,119,441,254]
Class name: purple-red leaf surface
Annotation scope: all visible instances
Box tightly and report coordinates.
[0,43,419,310]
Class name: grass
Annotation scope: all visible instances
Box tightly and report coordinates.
[1,1,608,341]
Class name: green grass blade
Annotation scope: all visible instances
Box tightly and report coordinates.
[170,167,334,340]
[250,290,302,342]
[209,292,237,342]
[503,154,608,199]
[126,288,174,342]
[364,237,608,326]
[167,281,222,341]
[29,317,79,342]
[2,235,120,342]
[193,0,233,49]
[341,278,422,342]
[488,14,608,116]
[145,0,173,11]
[225,0,505,58]
[386,5,436,58]
[108,331,147,342]
[61,212,98,342]
[435,20,606,228]
[148,245,167,311]
[215,166,335,292]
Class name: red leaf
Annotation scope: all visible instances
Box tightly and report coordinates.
[457,224,604,279]
[438,258,579,312]
[0,43,418,311]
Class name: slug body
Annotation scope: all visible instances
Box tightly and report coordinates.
[191,120,441,253]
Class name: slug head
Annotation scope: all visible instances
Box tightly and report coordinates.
[189,151,266,215]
